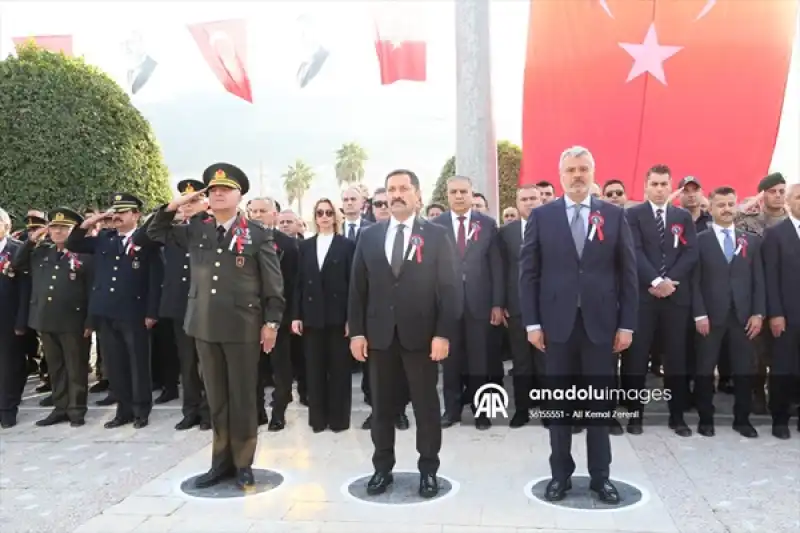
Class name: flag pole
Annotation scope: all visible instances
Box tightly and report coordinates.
[455,0,499,216]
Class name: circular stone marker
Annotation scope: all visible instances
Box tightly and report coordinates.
[345,472,456,505]
[180,469,284,499]
[527,475,644,510]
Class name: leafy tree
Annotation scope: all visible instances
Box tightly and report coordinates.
[429,140,522,212]
[282,159,315,218]
[334,142,368,187]
[0,43,171,226]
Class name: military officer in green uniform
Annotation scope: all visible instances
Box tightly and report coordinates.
[12,208,92,426]
[147,163,285,490]
[735,172,788,413]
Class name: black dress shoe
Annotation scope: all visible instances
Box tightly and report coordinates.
[268,416,285,432]
[590,479,620,504]
[199,420,211,431]
[669,418,692,437]
[418,473,439,498]
[361,415,372,430]
[96,395,116,406]
[509,411,530,428]
[697,422,715,437]
[258,412,269,426]
[395,414,410,430]
[35,412,69,427]
[475,415,491,430]
[733,422,758,438]
[70,418,85,427]
[236,467,255,489]
[133,417,149,429]
[154,388,179,404]
[544,478,571,501]
[366,471,393,495]
[311,425,326,433]
[440,413,461,428]
[627,418,643,435]
[175,416,200,431]
[772,425,790,439]
[330,426,349,433]
[1,415,17,429]
[104,417,132,429]
[38,395,54,407]
[89,380,109,393]
[609,420,624,436]
[35,382,52,393]
[194,467,235,489]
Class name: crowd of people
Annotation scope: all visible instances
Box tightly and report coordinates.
[0,147,797,504]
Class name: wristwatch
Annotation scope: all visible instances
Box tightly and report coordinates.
[265,322,279,330]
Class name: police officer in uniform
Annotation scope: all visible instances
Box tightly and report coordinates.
[135,180,210,430]
[67,193,162,429]
[147,163,284,489]
[12,208,93,426]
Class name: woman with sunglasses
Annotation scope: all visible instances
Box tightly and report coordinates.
[291,198,355,432]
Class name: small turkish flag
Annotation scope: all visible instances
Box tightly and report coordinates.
[373,7,426,85]
[13,35,73,56]
[187,19,253,103]
[520,0,798,198]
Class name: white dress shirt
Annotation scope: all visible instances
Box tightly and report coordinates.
[563,194,591,232]
[790,215,800,240]
[450,210,472,240]
[648,201,669,288]
[316,233,334,270]
[694,223,736,322]
[385,215,415,265]
[344,218,363,238]
[0,237,7,255]
[520,218,527,240]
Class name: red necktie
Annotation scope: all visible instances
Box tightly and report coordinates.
[457,216,466,255]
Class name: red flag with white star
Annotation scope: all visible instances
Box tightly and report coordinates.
[187,19,252,103]
[373,6,427,85]
[520,0,798,197]
[13,35,73,56]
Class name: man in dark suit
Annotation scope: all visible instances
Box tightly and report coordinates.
[519,146,638,505]
[68,194,162,429]
[147,163,284,489]
[623,165,698,436]
[692,186,764,438]
[762,182,800,440]
[134,180,211,431]
[497,184,543,427]
[349,169,460,499]
[0,207,30,429]
[12,208,93,427]
[433,176,504,430]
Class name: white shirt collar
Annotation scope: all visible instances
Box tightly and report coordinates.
[451,209,472,222]
[344,218,361,227]
[712,223,735,234]
[649,200,668,214]
[789,215,800,229]
[564,195,592,209]
[389,214,416,231]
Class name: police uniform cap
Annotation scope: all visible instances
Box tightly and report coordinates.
[111,192,144,213]
[757,172,785,193]
[48,207,84,227]
[177,179,205,196]
[25,215,48,229]
[202,163,250,195]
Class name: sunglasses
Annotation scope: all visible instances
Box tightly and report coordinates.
[373,201,388,208]
[316,209,335,218]
[605,190,624,198]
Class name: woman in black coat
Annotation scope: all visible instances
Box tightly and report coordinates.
[291,198,355,432]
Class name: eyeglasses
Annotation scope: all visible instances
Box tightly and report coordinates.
[373,201,388,208]
[316,209,335,218]
[605,190,625,198]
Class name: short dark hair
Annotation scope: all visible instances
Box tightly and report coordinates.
[473,192,487,204]
[603,179,625,193]
[709,186,736,199]
[385,169,420,190]
[372,187,387,196]
[426,202,445,215]
[535,180,554,189]
[646,164,671,180]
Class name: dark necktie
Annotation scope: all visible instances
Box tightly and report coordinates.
[391,223,406,276]
[217,225,226,244]
[655,208,667,276]
[456,216,467,255]
[347,223,356,241]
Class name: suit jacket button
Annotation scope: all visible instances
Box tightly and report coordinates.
[49,286,54,290]
[211,289,217,294]
[217,249,223,254]
[47,297,52,302]
[110,288,115,292]
[184,265,189,269]
[214,262,220,267]
[51,275,56,280]
[212,276,218,281]
[181,277,187,282]
[185,253,190,258]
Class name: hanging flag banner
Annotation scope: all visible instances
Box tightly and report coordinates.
[295,13,330,88]
[121,30,158,95]
[520,0,798,198]
[187,18,252,103]
[12,34,73,56]
[372,5,427,85]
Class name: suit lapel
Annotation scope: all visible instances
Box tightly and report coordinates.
[396,218,424,278]
[321,235,337,272]
[509,220,522,259]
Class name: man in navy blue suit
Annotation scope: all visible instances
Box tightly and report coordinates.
[519,146,638,504]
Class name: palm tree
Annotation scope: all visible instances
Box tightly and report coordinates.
[282,159,315,218]
[334,142,368,187]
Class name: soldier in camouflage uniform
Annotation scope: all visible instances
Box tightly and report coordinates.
[734,172,788,413]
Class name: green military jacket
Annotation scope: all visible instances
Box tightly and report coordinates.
[734,209,787,237]
[146,208,284,343]
[12,240,93,334]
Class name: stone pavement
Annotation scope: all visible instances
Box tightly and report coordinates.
[1,374,798,533]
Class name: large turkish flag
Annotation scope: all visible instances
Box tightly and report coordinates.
[187,19,252,103]
[520,0,798,198]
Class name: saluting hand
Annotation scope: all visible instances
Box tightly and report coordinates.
[29,226,48,242]
[430,337,449,361]
[350,337,368,362]
[167,188,207,212]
